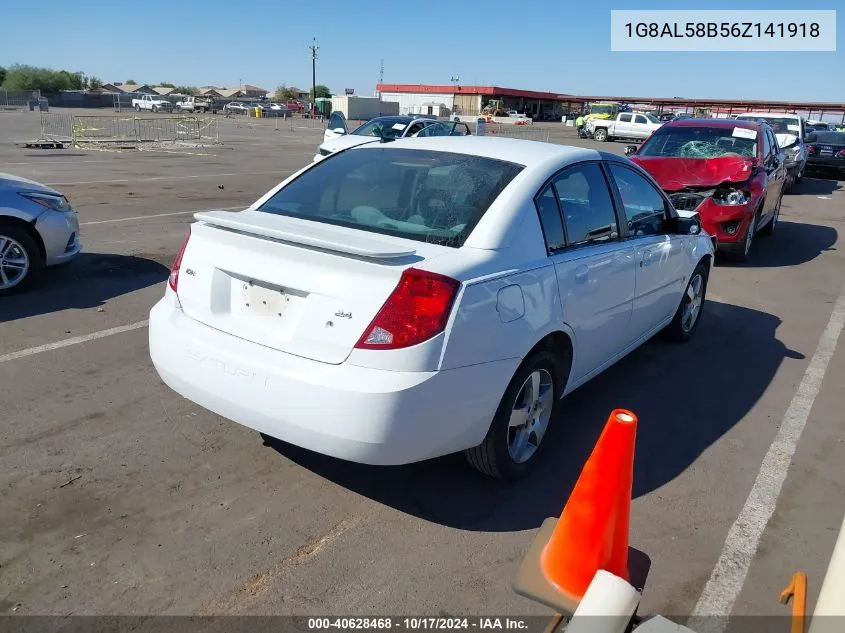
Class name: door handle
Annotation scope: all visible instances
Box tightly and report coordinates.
[574,265,589,282]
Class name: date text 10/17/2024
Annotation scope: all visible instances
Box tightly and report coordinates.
[624,22,820,39]
[307,618,530,630]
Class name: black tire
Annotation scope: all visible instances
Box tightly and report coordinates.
[726,209,759,263]
[0,223,44,296]
[593,128,608,142]
[465,349,568,481]
[795,170,803,184]
[759,196,781,237]
[152,105,158,113]
[663,262,709,342]
[134,104,140,112]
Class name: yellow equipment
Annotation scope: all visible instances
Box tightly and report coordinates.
[481,99,506,118]
[586,102,620,121]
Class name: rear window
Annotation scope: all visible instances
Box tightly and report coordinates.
[259,148,524,247]
[806,131,845,144]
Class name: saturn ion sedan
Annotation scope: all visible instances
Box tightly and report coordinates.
[0,173,81,295]
[149,137,714,480]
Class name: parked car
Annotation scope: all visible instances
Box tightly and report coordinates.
[626,118,786,262]
[587,112,663,142]
[413,121,472,137]
[132,94,173,113]
[174,96,218,114]
[0,173,81,295]
[734,112,806,191]
[223,102,250,115]
[314,113,439,162]
[285,99,306,113]
[804,130,845,177]
[148,137,714,480]
[806,121,833,132]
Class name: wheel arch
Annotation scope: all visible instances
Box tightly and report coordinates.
[524,328,575,394]
[0,215,46,260]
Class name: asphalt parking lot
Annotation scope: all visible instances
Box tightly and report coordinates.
[1,110,844,620]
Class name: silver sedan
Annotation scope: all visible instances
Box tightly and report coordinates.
[0,173,81,295]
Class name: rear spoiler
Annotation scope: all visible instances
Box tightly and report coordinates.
[194,210,417,259]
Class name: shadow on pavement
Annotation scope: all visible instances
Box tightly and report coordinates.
[1,252,169,322]
[732,221,838,268]
[266,300,802,532]
[797,174,844,193]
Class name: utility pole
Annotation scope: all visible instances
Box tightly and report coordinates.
[309,38,319,117]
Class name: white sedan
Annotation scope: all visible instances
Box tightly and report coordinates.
[149,137,714,480]
[314,114,438,162]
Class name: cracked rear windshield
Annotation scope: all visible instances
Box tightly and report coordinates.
[638,127,758,159]
[259,148,524,247]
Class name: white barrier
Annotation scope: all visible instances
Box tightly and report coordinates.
[564,571,641,633]
[808,512,845,633]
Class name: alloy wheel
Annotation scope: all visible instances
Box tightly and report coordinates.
[507,369,554,464]
[682,273,704,332]
[0,235,31,291]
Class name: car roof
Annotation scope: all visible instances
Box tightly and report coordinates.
[736,112,800,119]
[661,117,762,131]
[366,116,433,124]
[354,135,601,168]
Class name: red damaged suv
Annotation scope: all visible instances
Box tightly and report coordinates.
[627,119,786,262]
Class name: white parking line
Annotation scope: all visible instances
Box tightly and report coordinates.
[81,205,244,226]
[0,321,149,365]
[691,283,845,627]
[46,171,281,186]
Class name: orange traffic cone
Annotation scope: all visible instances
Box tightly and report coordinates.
[539,408,637,602]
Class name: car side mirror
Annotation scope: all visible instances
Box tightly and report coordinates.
[666,215,701,235]
[332,127,346,135]
[624,145,637,156]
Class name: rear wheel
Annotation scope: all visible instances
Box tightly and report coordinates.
[593,128,608,142]
[465,349,567,480]
[0,223,43,296]
[134,104,140,112]
[663,262,709,342]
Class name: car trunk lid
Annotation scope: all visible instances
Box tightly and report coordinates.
[175,210,443,365]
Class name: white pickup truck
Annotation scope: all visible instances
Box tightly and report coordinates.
[132,94,173,113]
[588,111,662,142]
[174,96,218,114]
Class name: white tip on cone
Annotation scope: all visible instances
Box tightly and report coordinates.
[564,570,640,633]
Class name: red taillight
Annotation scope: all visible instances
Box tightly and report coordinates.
[355,268,460,350]
[168,229,191,292]
[838,149,845,157]
[808,146,816,154]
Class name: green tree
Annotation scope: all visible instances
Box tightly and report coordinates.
[174,86,196,95]
[1,64,84,95]
[275,85,300,101]
[89,76,103,90]
[0,66,6,87]
[309,85,331,102]
[125,79,137,85]
[158,82,176,88]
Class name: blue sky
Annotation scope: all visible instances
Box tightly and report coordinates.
[1,0,841,101]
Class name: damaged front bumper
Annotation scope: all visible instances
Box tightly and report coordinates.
[669,190,756,251]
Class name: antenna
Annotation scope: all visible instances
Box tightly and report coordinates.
[377,58,384,98]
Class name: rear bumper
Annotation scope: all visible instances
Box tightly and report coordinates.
[148,299,517,465]
[807,157,845,170]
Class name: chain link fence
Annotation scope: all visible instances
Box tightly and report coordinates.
[38,112,219,151]
[1,89,42,111]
